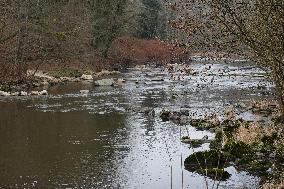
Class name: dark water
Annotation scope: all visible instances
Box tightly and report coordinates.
[0,60,272,188]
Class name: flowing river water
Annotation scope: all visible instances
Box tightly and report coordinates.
[0,59,273,189]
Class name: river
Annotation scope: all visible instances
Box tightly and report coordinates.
[0,59,273,188]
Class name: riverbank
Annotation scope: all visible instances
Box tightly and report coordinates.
[0,36,188,94]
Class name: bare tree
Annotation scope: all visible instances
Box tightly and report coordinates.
[169,0,284,116]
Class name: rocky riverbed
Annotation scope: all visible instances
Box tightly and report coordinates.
[0,58,275,188]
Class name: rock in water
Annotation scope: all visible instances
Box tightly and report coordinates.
[81,74,93,80]
[30,91,39,95]
[11,92,19,96]
[19,91,28,96]
[202,135,209,140]
[0,91,11,96]
[60,77,73,82]
[160,109,171,121]
[94,78,115,86]
[39,90,48,95]
[80,90,90,94]
[117,78,126,85]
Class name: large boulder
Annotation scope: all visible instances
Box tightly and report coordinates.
[94,78,115,86]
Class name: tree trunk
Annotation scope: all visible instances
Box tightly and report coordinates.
[275,79,284,117]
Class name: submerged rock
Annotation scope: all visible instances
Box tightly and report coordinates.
[94,78,115,86]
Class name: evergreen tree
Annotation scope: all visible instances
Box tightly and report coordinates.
[92,0,128,58]
[136,0,166,39]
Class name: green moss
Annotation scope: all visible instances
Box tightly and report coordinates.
[210,129,224,150]
[190,119,217,130]
[248,160,270,175]
[249,133,278,154]
[48,69,82,78]
[223,140,252,159]
[209,140,222,150]
[261,133,278,146]
[0,85,11,92]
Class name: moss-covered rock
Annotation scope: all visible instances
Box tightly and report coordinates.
[184,150,229,170]
[223,140,252,159]
[184,150,231,180]
[190,119,218,130]
[209,129,224,150]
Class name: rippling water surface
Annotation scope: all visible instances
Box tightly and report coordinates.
[0,60,273,188]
